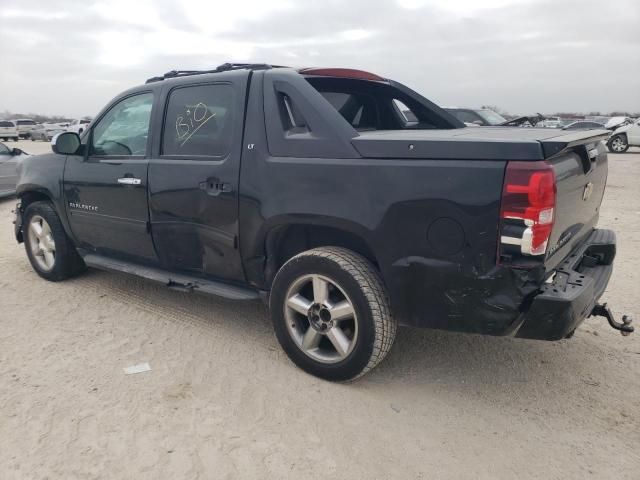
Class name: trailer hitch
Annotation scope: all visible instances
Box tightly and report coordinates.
[591,303,634,336]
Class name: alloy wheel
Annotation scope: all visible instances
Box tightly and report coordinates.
[611,137,627,152]
[28,215,56,271]
[284,274,358,364]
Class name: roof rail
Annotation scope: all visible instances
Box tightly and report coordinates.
[145,63,278,84]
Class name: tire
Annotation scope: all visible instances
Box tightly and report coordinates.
[608,134,629,153]
[270,247,397,381]
[23,201,86,281]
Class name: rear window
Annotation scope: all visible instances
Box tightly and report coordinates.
[305,76,452,131]
[0,121,15,127]
[447,109,483,125]
[162,83,235,157]
[17,120,36,126]
[476,110,507,126]
[319,92,378,130]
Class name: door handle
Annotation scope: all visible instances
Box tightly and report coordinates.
[199,178,232,196]
[117,177,141,185]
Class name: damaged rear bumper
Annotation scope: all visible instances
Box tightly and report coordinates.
[515,228,625,340]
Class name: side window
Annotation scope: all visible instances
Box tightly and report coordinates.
[90,93,153,156]
[0,143,10,155]
[162,84,235,157]
[278,93,308,133]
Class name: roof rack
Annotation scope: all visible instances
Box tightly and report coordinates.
[145,63,277,84]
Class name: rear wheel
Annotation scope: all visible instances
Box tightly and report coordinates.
[270,247,396,381]
[608,134,629,153]
[23,201,85,281]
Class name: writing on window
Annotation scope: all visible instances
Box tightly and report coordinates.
[163,84,235,157]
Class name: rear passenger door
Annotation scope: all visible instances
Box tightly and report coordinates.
[148,76,247,282]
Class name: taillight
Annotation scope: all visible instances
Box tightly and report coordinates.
[498,161,556,264]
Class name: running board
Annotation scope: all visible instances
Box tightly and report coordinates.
[82,253,259,301]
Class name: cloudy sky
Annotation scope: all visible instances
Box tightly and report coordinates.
[1,0,639,118]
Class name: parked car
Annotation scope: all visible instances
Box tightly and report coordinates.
[605,116,632,130]
[443,107,508,126]
[12,63,633,381]
[66,118,92,135]
[536,116,562,128]
[29,124,66,141]
[0,120,19,141]
[607,117,640,153]
[562,121,605,130]
[15,118,37,138]
[0,143,28,198]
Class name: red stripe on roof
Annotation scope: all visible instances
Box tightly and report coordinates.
[298,68,385,82]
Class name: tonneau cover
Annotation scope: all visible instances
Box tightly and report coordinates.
[351,127,610,161]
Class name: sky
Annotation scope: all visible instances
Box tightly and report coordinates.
[1,0,639,118]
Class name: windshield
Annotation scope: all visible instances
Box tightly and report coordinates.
[476,110,507,126]
[17,120,36,126]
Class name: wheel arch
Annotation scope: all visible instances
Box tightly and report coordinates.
[16,187,70,243]
[255,218,379,290]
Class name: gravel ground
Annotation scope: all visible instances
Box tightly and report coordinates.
[1,141,639,479]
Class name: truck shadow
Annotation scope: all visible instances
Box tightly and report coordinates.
[71,267,619,407]
[5,204,628,411]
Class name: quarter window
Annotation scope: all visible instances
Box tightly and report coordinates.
[162,84,235,157]
[90,93,153,156]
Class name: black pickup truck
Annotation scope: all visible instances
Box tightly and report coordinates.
[13,63,633,381]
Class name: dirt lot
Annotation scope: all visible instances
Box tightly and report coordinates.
[1,141,639,479]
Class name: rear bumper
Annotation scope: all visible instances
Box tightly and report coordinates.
[515,228,616,340]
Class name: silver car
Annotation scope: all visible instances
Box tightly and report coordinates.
[29,124,66,141]
[0,142,28,198]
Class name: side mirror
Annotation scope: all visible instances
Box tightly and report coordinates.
[11,148,23,156]
[53,132,82,155]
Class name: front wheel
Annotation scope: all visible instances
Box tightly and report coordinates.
[270,247,397,381]
[23,201,86,281]
[608,134,629,153]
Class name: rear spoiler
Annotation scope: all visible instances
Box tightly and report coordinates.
[541,129,611,159]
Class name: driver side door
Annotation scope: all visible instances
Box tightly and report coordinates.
[63,91,158,263]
